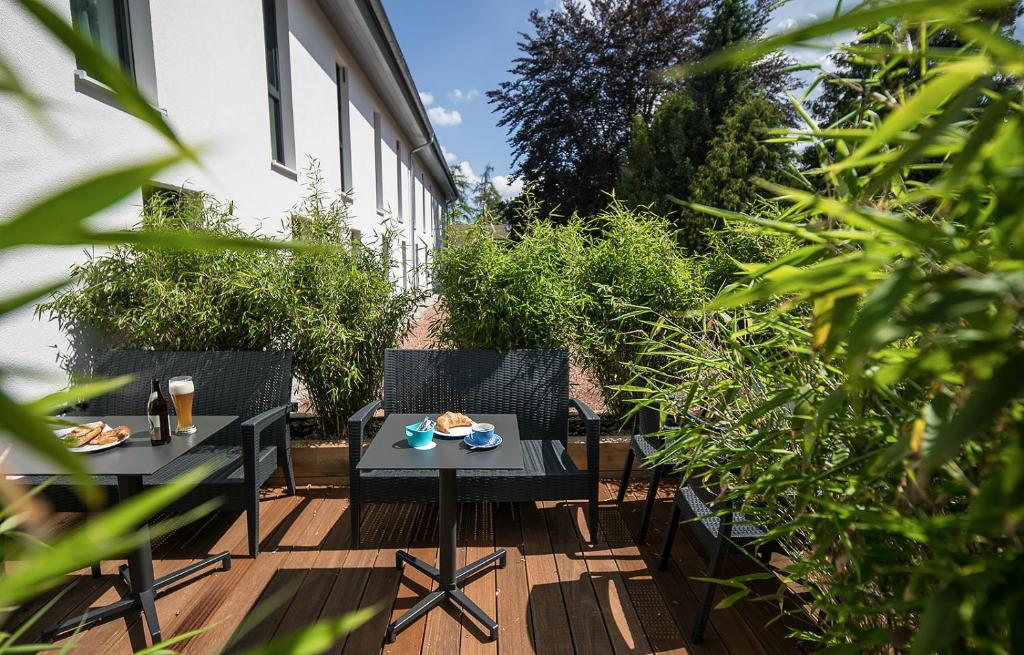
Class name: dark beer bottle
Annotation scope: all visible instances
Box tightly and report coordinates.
[147,379,170,445]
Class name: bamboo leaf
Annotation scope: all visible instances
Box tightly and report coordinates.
[924,351,1024,470]
[0,155,185,249]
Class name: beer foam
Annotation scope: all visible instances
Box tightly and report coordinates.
[169,379,194,395]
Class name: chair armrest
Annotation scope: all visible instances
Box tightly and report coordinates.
[240,404,290,440]
[347,399,382,469]
[570,397,601,474]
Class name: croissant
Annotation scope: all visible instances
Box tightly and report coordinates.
[436,411,473,433]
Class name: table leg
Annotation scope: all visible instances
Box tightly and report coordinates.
[43,474,231,644]
[438,469,458,591]
[386,470,506,644]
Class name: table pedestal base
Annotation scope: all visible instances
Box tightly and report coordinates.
[44,551,231,643]
[42,474,231,644]
[386,548,506,643]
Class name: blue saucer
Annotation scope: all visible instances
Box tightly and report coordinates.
[464,434,502,450]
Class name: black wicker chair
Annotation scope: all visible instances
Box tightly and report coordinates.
[348,348,601,548]
[658,478,769,643]
[25,350,296,557]
[616,405,677,544]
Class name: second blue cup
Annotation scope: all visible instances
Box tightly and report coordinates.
[468,422,495,446]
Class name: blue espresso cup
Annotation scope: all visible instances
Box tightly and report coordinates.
[405,423,434,449]
[468,422,495,446]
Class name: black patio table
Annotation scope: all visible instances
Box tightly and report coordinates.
[2,415,237,643]
[357,413,524,643]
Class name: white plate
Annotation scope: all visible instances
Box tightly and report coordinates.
[434,425,473,438]
[55,422,132,453]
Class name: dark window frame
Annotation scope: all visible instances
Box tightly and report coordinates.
[71,0,136,80]
[263,0,285,164]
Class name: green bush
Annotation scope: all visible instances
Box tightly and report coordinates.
[577,202,703,412]
[430,199,587,351]
[40,165,422,436]
[626,10,1024,653]
[431,199,701,412]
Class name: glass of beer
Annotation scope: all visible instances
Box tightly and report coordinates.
[168,376,196,434]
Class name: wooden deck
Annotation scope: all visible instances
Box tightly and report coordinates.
[11,481,808,654]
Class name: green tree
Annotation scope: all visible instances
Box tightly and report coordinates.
[617,0,792,250]
[682,93,791,250]
[488,0,706,218]
[472,164,504,218]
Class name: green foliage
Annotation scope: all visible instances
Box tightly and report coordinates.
[577,204,703,412]
[625,3,1024,652]
[618,0,792,251]
[488,0,707,217]
[1,5,374,650]
[41,165,422,436]
[430,207,587,352]
[431,200,702,411]
[285,169,424,432]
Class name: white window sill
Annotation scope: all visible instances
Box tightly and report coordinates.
[74,69,167,116]
[376,208,386,217]
[271,160,298,180]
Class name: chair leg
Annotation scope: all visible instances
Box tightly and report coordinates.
[281,445,297,497]
[91,563,101,578]
[637,467,662,545]
[658,503,681,570]
[246,485,260,558]
[692,533,731,644]
[588,494,599,546]
[351,500,361,549]
[616,448,635,504]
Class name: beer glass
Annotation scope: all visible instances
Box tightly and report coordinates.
[168,375,196,434]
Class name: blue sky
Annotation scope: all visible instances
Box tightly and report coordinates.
[381,0,1022,198]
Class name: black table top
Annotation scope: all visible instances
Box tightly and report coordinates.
[2,415,237,477]
[357,413,524,472]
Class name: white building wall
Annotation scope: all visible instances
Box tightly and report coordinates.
[0,0,449,399]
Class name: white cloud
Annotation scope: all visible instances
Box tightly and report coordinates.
[428,105,463,126]
[419,91,434,106]
[456,162,524,201]
[442,145,457,163]
[457,161,480,185]
[451,88,479,103]
[492,175,523,200]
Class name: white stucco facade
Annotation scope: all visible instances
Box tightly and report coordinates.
[0,0,455,399]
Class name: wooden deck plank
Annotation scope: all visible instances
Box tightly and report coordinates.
[518,501,573,655]
[625,482,771,655]
[587,485,687,655]
[8,484,806,655]
[383,503,437,655]
[226,491,336,652]
[316,500,394,655]
[24,507,234,652]
[493,503,534,655]
[459,503,497,654]
[173,490,313,654]
[564,500,657,655]
[270,493,353,643]
[342,503,421,654]
[541,500,615,655]
[420,504,464,655]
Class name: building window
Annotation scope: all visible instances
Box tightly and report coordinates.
[410,162,416,230]
[335,64,351,191]
[396,140,403,222]
[374,113,383,213]
[71,0,135,79]
[422,176,427,231]
[263,0,285,164]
